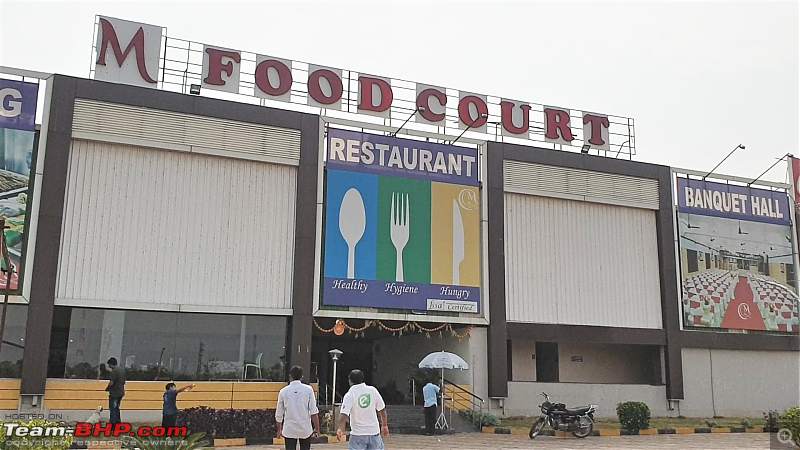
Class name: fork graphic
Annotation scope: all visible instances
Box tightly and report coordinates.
[390,193,410,282]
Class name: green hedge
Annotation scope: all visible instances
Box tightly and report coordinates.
[616,401,651,432]
[458,409,501,427]
[780,407,800,448]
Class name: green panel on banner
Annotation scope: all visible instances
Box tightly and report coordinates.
[375,176,431,284]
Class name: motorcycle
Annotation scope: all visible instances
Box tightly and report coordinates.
[529,392,597,439]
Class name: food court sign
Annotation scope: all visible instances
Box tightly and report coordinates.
[322,129,481,313]
[92,16,631,153]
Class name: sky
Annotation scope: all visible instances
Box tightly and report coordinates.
[1,0,797,183]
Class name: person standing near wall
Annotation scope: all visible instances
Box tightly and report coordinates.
[422,380,440,435]
[337,370,389,450]
[105,358,125,424]
[276,366,320,450]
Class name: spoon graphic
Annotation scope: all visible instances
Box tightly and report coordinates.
[339,188,366,279]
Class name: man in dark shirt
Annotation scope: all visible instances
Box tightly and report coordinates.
[105,358,126,424]
[162,383,194,428]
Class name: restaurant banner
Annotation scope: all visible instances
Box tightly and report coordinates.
[677,178,797,333]
[322,129,481,313]
[0,78,39,292]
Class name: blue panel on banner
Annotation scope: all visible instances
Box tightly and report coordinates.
[323,278,480,312]
[326,128,479,187]
[677,178,790,226]
[324,170,379,280]
[0,79,38,132]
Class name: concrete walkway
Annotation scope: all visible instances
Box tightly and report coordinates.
[224,432,773,449]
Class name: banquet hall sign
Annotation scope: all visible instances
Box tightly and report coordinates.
[677,179,797,334]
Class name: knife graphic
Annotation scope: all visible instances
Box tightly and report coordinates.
[453,200,465,285]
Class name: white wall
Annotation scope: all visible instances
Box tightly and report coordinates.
[468,327,489,402]
[558,343,659,384]
[511,340,537,382]
[680,348,800,417]
[57,140,298,313]
[504,194,663,328]
[505,382,672,418]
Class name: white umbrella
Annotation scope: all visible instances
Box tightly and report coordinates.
[418,351,469,430]
[418,351,469,370]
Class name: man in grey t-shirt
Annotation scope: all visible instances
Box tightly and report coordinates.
[105,358,126,424]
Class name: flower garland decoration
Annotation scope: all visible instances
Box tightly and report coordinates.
[312,319,474,340]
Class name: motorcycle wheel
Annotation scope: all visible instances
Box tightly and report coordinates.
[529,418,546,439]
[572,416,593,438]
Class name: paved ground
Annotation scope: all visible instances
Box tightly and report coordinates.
[228,432,774,449]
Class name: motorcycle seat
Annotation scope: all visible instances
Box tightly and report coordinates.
[566,406,592,415]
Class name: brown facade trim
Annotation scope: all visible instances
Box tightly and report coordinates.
[486,143,507,398]
[674,330,800,351]
[654,165,684,399]
[485,141,684,399]
[22,76,320,394]
[21,77,76,394]
[288,116,322,374]
[507,322,667,346]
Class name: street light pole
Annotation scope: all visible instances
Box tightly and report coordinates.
[703,144,745,180]
[329,349,343,426]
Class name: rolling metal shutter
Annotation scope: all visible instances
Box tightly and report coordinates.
[56,140,297,312]
[503,161,660,210]
[504,193,663,328]
[72,99,301,165]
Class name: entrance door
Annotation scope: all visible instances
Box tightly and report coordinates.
[535,342,559,382]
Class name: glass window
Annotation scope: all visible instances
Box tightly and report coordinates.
[0,305,27,378]
[57,307,287,381]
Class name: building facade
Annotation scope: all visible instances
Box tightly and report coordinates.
[0,17,797,421]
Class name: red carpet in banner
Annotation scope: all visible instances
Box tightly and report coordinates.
[720,276,765,331]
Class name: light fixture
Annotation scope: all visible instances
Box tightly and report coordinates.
[748,152,791,186]
[581,143,591,154]
[329,349,344,426]
[451,113,489,144]
[391,106,425,137]
[189,84,201,95]
[703,144,745,180]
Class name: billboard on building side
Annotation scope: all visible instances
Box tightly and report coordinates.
[0,78,39,293]
[322,129,481,313]
[677,178,797,333]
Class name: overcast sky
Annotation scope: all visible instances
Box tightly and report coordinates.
[1,1,797,183]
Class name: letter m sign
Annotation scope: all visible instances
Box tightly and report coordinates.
[94,16,163,88]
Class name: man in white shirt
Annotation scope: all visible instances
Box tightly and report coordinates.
[336,370,389,449]
[276,366,320,450]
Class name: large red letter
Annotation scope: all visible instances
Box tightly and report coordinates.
[358,76,393,113]
[582,114,610,146]
[544,108,575,142]
[254,59,292,97]
[417,88,447,122]
[500,101,531,134]
[203,48,241,86]
[96,18,156,83]
[308,69,343,105]
[458,96,488,127]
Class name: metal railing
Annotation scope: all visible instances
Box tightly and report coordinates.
[408,376,486,431]
[443,378,486,430]
[319,383,343,407]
